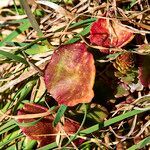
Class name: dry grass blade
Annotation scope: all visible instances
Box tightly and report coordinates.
[0,110,51,119]
[36,0,73,19]
[135,120,150,137]
[0,56,51,93]
[0,15,27,23]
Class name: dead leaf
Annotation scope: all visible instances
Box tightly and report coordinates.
[44,42,95,106]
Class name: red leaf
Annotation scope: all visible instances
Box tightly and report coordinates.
[18,103,56,147]
[44,43,95,106]
[90,18,134,53]
[18,103,81,147]
[138,55,150,88]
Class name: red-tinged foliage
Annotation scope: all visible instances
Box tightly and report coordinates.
[57,118,84,146]
[113,52,134,74]
[44,43,95,106]
[138,56,150,88]
[18,103,56,147]
[90,18,134,53]
[18,103,81,147]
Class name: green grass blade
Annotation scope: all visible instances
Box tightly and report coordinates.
[63,103,87,147]
[0,50,28,64]
[104,109,146,127]
[127,136,150,150]
[66,24,91,44]
[0,18,29,28]
[69,18,96,29]
[0,119,16,131]
[37,109,148,149]
[0,131,24,148]
[23,139,37,150]
[0,20,31,46]
[0,120,17,136]
[52,104,67,127]
[80,109,148,135]
[1,101,12,113]
[37,142,57,150]
[0,124,17,136]
[12,79,37,113]
[14,118,42,127]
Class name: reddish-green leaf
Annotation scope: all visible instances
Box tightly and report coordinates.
[90,18,134,53]
[44,43,95,106]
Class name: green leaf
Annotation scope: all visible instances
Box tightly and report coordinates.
[0,50,28,65]
[52,104,67,127]
[106,52,122,59]
[75,103,108,122]
[5,39,50,56]
[0,20,31,46]
[25,44,49,55]
[127,136,150,150]
[114,83,129,98]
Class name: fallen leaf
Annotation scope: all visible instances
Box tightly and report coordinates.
[44,42,95,106]
[18,103,56,147]
[18,103,81,147]
[90,18,134,53]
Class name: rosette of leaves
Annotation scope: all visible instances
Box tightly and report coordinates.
[44,42,96,106]
[112,52,139,97]
[17,103,81,147]
[90,18,134,53]
[113,52,135,75]
[113,52,138,84]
